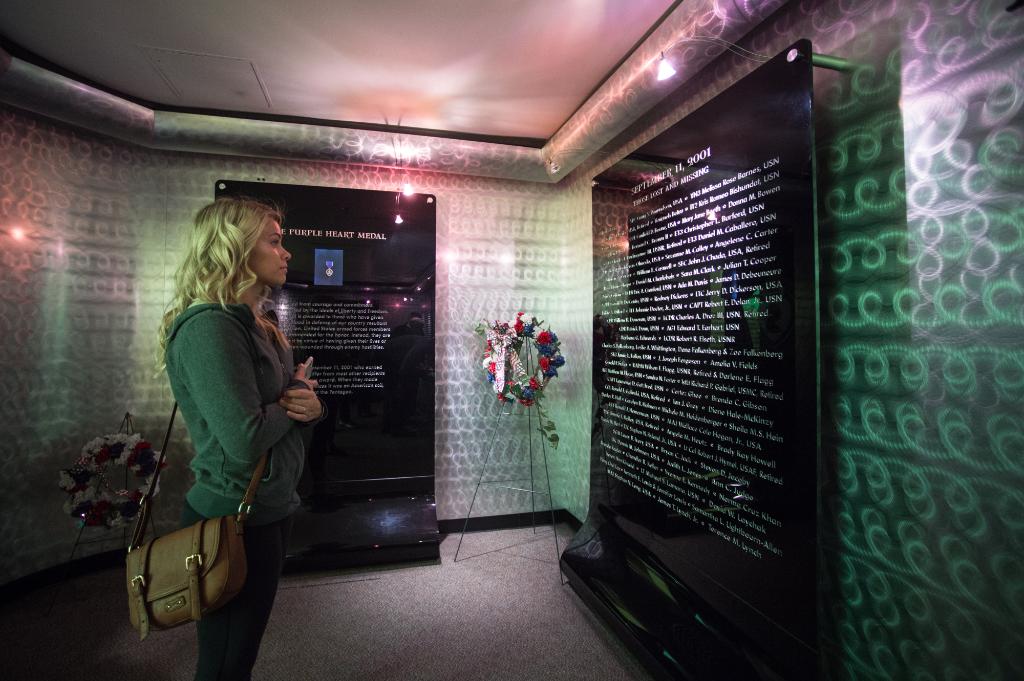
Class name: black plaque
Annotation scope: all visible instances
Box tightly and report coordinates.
[565,40,818,680]
[216,180,439,566]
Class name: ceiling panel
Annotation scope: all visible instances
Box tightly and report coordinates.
[0,0,676,140]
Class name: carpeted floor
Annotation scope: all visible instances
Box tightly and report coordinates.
[4,524,654,681]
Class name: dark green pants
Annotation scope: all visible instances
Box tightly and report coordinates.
[181,502,293,681]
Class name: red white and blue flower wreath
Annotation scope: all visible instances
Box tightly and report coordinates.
[58,433,163,528]
[476,312,566,447]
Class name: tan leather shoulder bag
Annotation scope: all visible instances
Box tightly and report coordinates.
[125,402,267,640]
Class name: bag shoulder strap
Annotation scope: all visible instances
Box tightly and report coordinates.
[235,453,267,527]
[129,538,155,639]
[128,402,178,551]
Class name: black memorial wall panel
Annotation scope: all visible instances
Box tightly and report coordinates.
[216,180,439,566]
[565,40,818,680]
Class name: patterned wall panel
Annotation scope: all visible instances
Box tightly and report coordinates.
[590,1,1023,679]
[0,104,592,585]
[0,110,179,580]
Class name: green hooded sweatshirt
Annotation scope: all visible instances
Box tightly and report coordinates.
[165,303,313,525]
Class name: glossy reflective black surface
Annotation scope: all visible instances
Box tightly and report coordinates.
[566,41,817,680]
[216,180,438,565]
[563,505,790,681]
[285,495,440,569]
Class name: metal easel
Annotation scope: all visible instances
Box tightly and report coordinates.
[46,412,157,615]
[454,341,566,583]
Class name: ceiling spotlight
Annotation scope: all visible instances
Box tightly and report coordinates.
[656,52,677,81]
[11,227,26,240]
[395,214,403,225]
[402,183,414,196]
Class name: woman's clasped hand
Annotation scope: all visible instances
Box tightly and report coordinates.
[280,358,322,422]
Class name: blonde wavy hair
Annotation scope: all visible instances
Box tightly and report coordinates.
[157,197,289,369]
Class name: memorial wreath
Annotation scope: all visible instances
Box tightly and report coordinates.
[58,433,163,528]
[475,312,566,447]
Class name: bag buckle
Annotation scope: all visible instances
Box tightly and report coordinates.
[237,502,252,515]
[185,553,203,571]
[131,575,146,590]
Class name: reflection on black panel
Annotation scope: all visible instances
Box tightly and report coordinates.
[565,40,817,681]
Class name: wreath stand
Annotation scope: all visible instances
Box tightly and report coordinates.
[454,342,566,584]
[45,412,157,616]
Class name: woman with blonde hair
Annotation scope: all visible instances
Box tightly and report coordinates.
[158,196,323,680]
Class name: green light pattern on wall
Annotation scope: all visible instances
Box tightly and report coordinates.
[816,2,1024,679]
[588,3,1022,678]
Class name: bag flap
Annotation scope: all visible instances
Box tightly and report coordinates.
[129,517,227,601]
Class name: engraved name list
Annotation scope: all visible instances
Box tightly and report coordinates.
[602,147,796,560]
